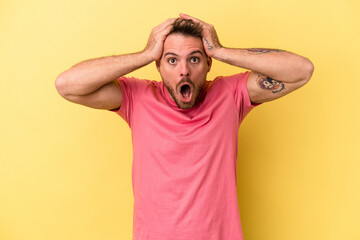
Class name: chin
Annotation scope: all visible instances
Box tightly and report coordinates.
[178,104,194,110]
[174,97,197,110]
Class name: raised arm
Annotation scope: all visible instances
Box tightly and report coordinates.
[180,13,314,104]
[55,18,175,110]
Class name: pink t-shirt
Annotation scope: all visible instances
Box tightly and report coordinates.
[111,71,261,240]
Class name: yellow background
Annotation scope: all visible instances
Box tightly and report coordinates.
[1,0,359,239]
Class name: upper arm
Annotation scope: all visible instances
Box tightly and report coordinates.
[246,71,310,104]
[60,80,123,110]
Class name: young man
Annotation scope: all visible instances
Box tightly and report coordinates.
[55,14,314,240]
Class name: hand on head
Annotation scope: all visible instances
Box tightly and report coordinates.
[179,13,222,57]
[144,18,176,61]
[144,14,221,61]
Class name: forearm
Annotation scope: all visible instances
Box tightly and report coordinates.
[212,47,314,82]
[55,50,153,96]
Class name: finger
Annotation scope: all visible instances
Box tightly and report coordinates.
[153,18,175,33]
[153,18,173,31]
[155,18,176,32]
[179,13,203,24]
[154,23,175,42]
[161,23,174,37]
[159,18,176,28]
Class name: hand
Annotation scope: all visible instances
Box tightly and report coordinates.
[144,18,176,61]
[179,13,222,57]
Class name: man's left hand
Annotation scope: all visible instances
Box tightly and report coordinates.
[179,13,222,58]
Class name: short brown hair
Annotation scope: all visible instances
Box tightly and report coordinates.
[168,18,203,39]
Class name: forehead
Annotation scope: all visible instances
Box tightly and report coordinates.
[163,34,205,56]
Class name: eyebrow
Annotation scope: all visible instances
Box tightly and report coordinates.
[164,52,178,57]
[163,50,204,57]
[189,50,204,56]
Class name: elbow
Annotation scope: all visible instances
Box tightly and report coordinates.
[296,58,314,86]
[55,74,69,98]
[302,58,314,83]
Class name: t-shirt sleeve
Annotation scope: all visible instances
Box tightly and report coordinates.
[224,71,262,123]
[108,76,141,127]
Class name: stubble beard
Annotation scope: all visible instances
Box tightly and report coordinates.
[164,79,205,110]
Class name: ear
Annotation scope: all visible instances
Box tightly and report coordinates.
[207,57,212,72]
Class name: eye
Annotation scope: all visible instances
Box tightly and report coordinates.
[190,57,199,63]
[168,58,176,64]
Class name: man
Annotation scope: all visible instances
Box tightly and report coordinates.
[55,13,314,240]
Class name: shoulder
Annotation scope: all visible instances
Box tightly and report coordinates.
[116,76,157,93]
[116,76,152,85]
[209,71,262,107]
[210,71,251,91]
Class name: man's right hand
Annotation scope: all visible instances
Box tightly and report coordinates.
[144,18,176,61]
[55,18,176,111]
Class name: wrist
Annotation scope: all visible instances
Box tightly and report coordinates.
[210,46,225,60]
[140,49,157,63]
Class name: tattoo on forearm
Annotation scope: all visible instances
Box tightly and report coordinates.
[246,48,284,54]
[204,38,213,51]
[256,74,285,93]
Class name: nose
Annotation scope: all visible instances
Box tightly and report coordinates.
[179,62,190,77]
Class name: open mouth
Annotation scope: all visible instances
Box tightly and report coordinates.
[181,84,191,98]
[179,82,193,103]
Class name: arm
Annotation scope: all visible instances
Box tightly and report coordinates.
[55,18,175,110]
[180,14,314,104]
[213,48,314,104]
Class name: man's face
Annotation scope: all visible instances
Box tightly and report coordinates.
[156,33,212,110]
